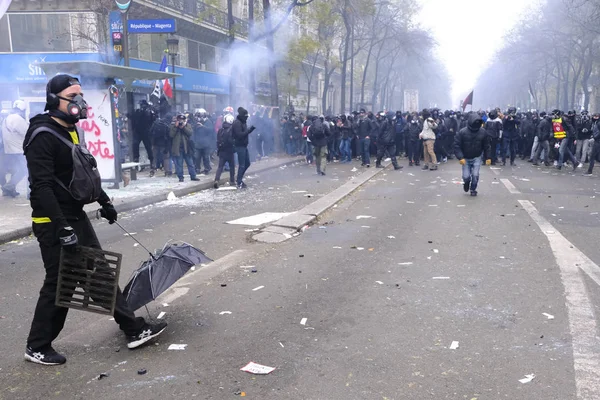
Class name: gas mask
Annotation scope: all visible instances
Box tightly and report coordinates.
[50,94,88,124]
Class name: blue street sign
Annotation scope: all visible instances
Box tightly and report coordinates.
[127,19,176,34]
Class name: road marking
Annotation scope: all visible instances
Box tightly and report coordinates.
[519,200,600,399]
[501,178,520,194]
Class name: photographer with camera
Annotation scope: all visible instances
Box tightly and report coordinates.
[170,113,199,182]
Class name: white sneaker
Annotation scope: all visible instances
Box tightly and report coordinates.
[578,163,584,168]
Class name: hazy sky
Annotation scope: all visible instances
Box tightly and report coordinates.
[417,0,531,106]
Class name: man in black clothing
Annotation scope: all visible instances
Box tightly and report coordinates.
[23,75,166,366]
[308,115,330,176]
[192,109,214,175]
[533,113,553,166]
[131,100,156,174]
[502,107,520,166]
[232,107,255,189]
[376,112,403,170]
[454,113,492,197]
[357,109,372,167]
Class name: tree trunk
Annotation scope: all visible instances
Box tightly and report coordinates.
[360,43,373,107]
[263,0,281,151]
[581,46,594,110]
[340,0,351,114]
[306,77,312,115]
[322,60,330,114]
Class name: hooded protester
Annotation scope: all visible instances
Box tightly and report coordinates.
[533,112,553,166]
[1,99,29,197]
[213,113,236,187]
[406,112,422,166]
[308,115,330,176]
[338,114,352,163]
[551,109,580,170]
[192,109,214,175]
[585,113,600,176]
[375,111,403,170]
[394,111,406,156]
[232,107,256,189]
[502,107,520,166]
[484,109,502,165]
[419,109,439,170]
[520,112,536,160]
[150,113,173,177]
[131,100,156,174]
[22,75,166,366]
[357,109,373,167]
[576,111,592,164]
[443,110,458,160]
[454,113,492,197]
[170,114,199,182]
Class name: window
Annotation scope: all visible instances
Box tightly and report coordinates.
[0,15,10,52]
[216,47,229,75]
[128,35,139,59]
[198,43,215,72]
[188,40,199,69]
[10,13,72,52]
[150,34,167,63]
[70,13,97,52]
[138,34,151,61]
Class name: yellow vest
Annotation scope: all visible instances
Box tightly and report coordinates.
[552,118,566,140]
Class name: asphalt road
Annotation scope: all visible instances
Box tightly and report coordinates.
[2,158,600,399]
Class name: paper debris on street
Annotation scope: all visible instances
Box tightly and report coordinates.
[167,192,177,201]
[292,190,307,193]
[375,281,384,285]
[253,286,265,291]
[519,374,535,384]
[398,262,413,265]
[333,246,343,249]
[351,167,358,172]
[387,235,396,239]
[449,341,459,350]
[217,186,237,191]
[356,215,374,219]
[300,318,307,325]
[240,362,276,375]
[432,277,450,280]
[227,212,292,226]
[433,249,439,253]
[157,312,166,319]
[168,344,187,350]
[220,311,232,315]
[542,313,555,320]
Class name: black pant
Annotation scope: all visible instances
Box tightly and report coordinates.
[195,147,211,173]
[376,144,399,167]
[215,152,235,183]
[588,142,600,173]
[236,146,251,185]
[407,140,420,163]
[490,137,499,163]
[132,134,154,164]
[27,214,144,351]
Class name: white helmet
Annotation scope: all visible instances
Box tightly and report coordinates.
[13,99,26,111]
[224,114,234,124]
[195,108,207,116]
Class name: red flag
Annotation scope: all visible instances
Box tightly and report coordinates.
[163,78,173,99]
[462,91,473,112]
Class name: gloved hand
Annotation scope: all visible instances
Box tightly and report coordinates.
[459,159,466,165]
[486,159,492,166]
[99,202,118,224]
[248,126,256,133]
[59,227,78,253]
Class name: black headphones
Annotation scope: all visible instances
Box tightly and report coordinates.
[45,81,60,110]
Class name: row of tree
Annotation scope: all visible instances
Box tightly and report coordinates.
[473,0,600,112]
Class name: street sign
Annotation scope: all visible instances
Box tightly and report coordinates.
[127,19,176,34]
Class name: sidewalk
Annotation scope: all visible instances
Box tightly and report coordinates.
[0,155,303,244]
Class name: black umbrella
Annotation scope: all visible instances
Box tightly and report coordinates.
[114,222,212,311]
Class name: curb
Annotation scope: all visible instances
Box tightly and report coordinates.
[0,157,303,245]
[253,163,392,242]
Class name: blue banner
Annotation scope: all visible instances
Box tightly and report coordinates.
[128,19,176,34]
[0,53,101,83]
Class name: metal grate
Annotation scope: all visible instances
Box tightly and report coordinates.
[56,246,122,315]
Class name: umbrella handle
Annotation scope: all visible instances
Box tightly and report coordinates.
[96,209,157,260]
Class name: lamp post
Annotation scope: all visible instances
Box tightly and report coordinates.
[166,36,179,110]
[328,83,334,115]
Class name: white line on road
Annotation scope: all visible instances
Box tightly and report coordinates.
[501,178,520,194]
[520,200,600,399]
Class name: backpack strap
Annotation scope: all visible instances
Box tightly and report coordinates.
[25,126,76,194]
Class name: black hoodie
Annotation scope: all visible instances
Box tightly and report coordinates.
[454,113,491,160]
[232,111,255,147]
[23,114,111,229]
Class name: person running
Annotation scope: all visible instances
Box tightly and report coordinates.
[454,112,492,197]
[213,114,236,188]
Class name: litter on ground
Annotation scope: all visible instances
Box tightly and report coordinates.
[168,344,187,350]
[519,374,535,384]
[252,286,265,291]
[220,311,232,315]
[432,277,450,280]
[300,318,307,325]
[157,312,166,319]
[542,313,555,320]
[449,341,459,350]
[240,362,275,375]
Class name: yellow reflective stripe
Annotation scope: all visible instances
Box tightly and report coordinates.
[68,130,79,145]
[32,217,52,224]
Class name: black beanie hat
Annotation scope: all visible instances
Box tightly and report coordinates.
[238,107,248,116]
[45,74,81,110]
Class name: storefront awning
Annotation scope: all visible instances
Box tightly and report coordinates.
[35,61,181,87]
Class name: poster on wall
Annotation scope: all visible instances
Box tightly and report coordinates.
[77,89,116,181]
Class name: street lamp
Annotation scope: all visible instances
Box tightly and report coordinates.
[166,36,179,110]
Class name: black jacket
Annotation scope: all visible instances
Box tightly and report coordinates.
[454,115,491,160]
[193,118,215,149]
[308,118,330,147]
[23,114,111,229]
[503,115,520,139]
[537,118,552,141]
[150,118,171,148]
[520,117,536,139]
[577,118,593,140]
[357,117,372,139]
[232,115,254,147]
[484,118,502,140]
[406,120,422,141]
[378,119,396,145]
